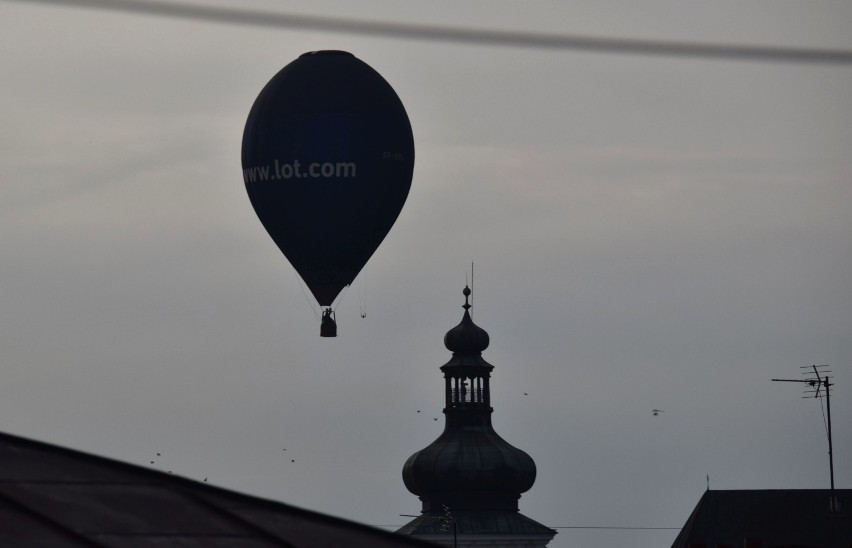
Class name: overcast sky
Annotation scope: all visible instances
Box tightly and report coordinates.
[2,1,851,546]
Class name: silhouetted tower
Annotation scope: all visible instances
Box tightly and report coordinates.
[397,287,556,547]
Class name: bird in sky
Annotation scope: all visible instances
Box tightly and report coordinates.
[652,409,664,416]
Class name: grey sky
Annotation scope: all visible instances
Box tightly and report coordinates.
[2,2,851,546]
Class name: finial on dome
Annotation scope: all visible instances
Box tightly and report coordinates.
[463,285,471,311]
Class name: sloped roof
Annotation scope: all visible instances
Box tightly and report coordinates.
[397,508,555,538]
[671,489,852,548]
[0,431,436,548]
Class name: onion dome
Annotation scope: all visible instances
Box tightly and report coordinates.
[443,286,490,354]
[402,426,537,511]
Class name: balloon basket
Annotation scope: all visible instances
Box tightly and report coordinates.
[320,309,337,337]
[320,320,337,337]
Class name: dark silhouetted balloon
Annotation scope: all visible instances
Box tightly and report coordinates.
[242,51,414,332]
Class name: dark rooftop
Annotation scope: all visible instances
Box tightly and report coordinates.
[672,489,852,548]
[0,430,436,547]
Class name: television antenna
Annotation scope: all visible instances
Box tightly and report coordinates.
[772,365,838,512]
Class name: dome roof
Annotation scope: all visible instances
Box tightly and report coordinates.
[443,286,489,354]
[402,427,536,510]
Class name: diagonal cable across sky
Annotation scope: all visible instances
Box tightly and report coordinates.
[6,0,852,65]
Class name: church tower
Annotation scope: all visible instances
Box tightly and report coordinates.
[397,287,556,547]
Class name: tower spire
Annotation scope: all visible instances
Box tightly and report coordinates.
[397,287,556,547]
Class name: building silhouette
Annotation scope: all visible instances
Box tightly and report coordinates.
[397,287,556,547]
[0,430,435,547]
[672,489,852,548]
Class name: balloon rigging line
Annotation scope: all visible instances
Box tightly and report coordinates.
[331,283,350,313]
[357,269,367,319]
[7,0,852,65]
[293,272,320,322]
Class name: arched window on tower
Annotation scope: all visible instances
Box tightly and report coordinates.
[446,374,491,407]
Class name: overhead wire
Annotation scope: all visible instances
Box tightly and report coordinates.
[374,524,679,530]
[549,526,679,530]
[6,0,852,65]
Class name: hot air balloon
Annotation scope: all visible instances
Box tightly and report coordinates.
[242,51,414,337]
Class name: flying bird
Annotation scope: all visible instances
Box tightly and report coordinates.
[652,409,664,416]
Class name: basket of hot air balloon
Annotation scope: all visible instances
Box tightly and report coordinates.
[242,51,414,337]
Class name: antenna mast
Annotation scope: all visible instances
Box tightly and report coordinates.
[772,365,837,512]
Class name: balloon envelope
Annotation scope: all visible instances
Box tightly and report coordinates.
[242,51,414,306]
